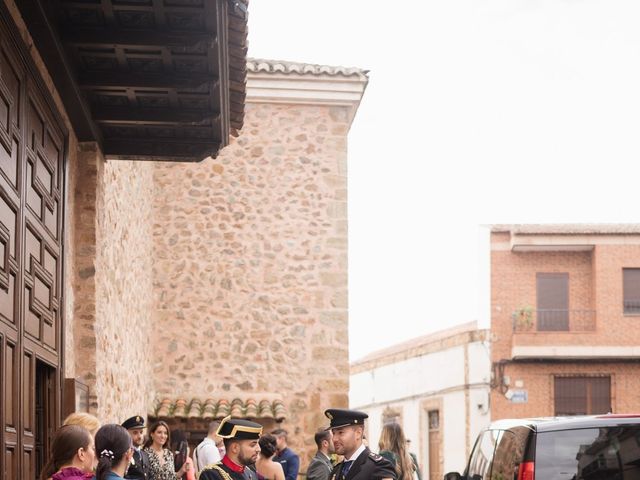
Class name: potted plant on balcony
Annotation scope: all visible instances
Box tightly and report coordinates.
[512,305,534,331]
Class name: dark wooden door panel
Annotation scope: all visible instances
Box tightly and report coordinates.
[0,7,66,479]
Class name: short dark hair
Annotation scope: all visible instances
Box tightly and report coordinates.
[314,430,331,449]
[208,421,220,435]
[223,437,239,451]
[271,428,288,439]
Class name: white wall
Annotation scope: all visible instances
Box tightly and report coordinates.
[350,336,491,477]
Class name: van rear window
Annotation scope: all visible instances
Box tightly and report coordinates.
[536,426,640,479]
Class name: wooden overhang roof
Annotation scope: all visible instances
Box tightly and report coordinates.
[17,0,248,162]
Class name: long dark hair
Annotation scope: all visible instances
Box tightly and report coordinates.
[95,424,132,480]
[144,420,172,449]
[40,425,92,480]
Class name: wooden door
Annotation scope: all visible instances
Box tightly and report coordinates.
[0,7,66,479]
[428,410,441,480]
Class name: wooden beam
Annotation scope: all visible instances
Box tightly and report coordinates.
[62,28,216,48]
[79,71,217,90]
[15,0,101,143]
[93,106,220,125]
[103,137,220,162]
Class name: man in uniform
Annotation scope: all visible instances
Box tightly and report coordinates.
[122,415,150,480]
[325,409,397,480]
[198,415,262,480]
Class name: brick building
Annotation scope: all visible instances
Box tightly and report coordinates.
[0,1,367,478]
[490,224,640,421]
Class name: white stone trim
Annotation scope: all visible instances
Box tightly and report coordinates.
[246,72,368,128]
[509,233,640,251]
[512,345,640,359]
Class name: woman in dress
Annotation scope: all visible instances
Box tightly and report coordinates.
[378,422,415,480]
[94,423,135,480]
[255,434,285,480]
[144,421,187,480]
[40,424,96,480]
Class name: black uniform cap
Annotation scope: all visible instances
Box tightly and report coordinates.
[122,415,145,430]
[216,415,263,440]
[324,409,368,430]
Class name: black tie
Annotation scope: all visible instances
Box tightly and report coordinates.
[342,461,354,479]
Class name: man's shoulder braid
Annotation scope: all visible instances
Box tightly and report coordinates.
[197,463,233,480]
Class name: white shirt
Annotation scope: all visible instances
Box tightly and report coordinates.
[194,437,222,472]
[345,444,367,462]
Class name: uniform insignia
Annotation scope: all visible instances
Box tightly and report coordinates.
[368,452,384,463]
[199,463,233,480]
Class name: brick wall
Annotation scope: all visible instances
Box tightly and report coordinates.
[151,102,350,463]
[491,230,640,419]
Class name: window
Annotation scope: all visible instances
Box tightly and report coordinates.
[623,268,640,314]
[466,430,499,480]
[490,429,528,480]
[536,273,569,331]
[554,376,611,416]
[428,410,439,430]
[536,426,640,480]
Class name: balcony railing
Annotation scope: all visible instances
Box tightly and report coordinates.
[512,309,596,333]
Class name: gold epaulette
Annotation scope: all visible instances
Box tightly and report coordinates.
[197,463,234,480]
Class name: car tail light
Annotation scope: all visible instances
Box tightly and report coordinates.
[517,461,535,480]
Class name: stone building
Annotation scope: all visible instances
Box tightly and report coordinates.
[491,224,640,421]
[0,1,367,478]
[148,60,368,463]
[350,322,491,480]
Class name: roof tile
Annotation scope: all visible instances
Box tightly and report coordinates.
[150,397,286,421]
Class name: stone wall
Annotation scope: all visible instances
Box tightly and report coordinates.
[94,159,155,421]
[152,102,350,463]
[69,144,155,421]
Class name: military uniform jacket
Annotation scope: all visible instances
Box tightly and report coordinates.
[330,447,397,480]
[198,461,258,480]
[125,448,150,480]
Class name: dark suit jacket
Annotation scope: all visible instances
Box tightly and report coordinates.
[125,448,150,480]
[274,447,300,480]
[331,447,397,480]
[307,452,332,480]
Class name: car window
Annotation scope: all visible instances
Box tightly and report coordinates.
[536,426,640,480]
[467,430,500,480]
[490,429,528,480]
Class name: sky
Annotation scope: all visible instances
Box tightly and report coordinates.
[247,1,640,361]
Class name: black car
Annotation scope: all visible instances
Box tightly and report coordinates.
[445,414,640,480]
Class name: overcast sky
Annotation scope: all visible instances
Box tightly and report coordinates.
[248,1,640,361]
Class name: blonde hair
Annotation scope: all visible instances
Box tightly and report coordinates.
[378,423,413,480]
[63,412,101,436]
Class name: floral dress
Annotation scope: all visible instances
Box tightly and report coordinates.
[144,446,177,480]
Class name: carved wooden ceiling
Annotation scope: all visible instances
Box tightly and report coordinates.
[17,0,248,162]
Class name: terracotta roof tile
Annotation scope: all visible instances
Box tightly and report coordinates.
[150,397,286,421]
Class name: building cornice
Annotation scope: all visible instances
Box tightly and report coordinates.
[512,345,640,360]
[246,58,369,128]
[351,327,489,375]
